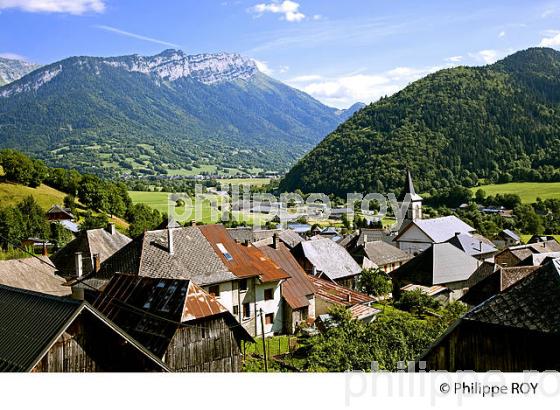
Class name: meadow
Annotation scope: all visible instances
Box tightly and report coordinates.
[471,182,560,203]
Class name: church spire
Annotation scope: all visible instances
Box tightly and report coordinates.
[405,169,417,196]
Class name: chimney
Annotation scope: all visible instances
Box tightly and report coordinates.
[93,253,101,273]
[479,241,483,252]
[364,234,368,243]
[190,220,197,227]
[168,228,174,255]
[455,232,461,237]
[42,242,48,257]
[242,239,251,247]
[75,252,83,278]
[273,233,279,249]
[347,293,352,303]
[106,223,116,235]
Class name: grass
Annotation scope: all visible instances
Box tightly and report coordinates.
[471,182,560,203]
[217,178,271,187]
[520,234,560,244]
[0,181,66,210]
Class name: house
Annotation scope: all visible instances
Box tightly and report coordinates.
[460,265,539,306]
[390,243,481,301]
[258,240,316,334]
[394,216,476,255]
[0,284,168,372]
[494,240,560,267]
[46,204,75,221]
[419,258,560,371]
[307,275,379,322]
[94,274,252,372]
[51,223,131,280]
[527,235,558,244]
[496,229,521,248]
[91,224,289,337]
[354,240,411,272]
[445,232,497,261]
[0,256,71,297]
[291,238,362,288]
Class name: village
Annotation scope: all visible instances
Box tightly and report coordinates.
[1,169,558,372]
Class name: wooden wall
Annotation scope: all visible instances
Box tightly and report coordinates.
[164,315,243,372]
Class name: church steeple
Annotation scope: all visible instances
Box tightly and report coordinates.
[402,169,423,224]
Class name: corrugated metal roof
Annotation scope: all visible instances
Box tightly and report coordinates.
[400,283,449,297]
[259,243,315,309]
[348,304,381,320]
[300,238,362,281]
[0,256,71,297]
[0,284,80,371]
[307,275,374,306]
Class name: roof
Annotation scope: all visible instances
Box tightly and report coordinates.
[59,219,79,233]
[0,284,168,372]
[348,304,381,320]
[390,243,480,286]
[200,224,290,283]
[461,265,539,306]
[520,252,560,266]
[464,259,560,335]
[307,275,374,306]
[446,233,497,257]
[395,216,475,243]
[0,256,71,297]
[400,283,450,297]
[300,238,362,280]
[363,241,411,266]
[501,229,520,242]
[46,204,74,219]
[278,230,304,249]
[321,227,338,235]
[98,227,236,286]
[259,243,315,310]
[51,226,131,276]
[94,274,251,357]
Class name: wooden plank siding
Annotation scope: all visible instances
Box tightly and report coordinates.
[164,316,243,372]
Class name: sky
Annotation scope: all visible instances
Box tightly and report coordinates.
[1,0,560,108]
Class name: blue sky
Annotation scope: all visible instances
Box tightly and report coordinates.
[1,0,560,108]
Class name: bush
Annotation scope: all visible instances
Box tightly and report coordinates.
[357,268,392,296]
[394,289,441,313]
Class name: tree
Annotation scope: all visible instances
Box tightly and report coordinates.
[17,196,49,240]
[475,188,486,203]
[356,268,392,297]
[126,203,163,237]
[78,175,108,211]
[394,289,441,313]
[80,211,109,231]
[0,149,46,187]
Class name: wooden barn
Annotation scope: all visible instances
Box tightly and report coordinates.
[94,274,253,372]
[419,259,560,371]
[0,284,168,372]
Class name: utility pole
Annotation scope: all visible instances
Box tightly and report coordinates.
[260,308,268,372]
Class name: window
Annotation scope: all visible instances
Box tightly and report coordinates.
[216,243,233,261]
[233,305,239,315]
[239,279,248,291]
[264,288,274,301]
[208,285,220,297]
[243,303,251,318]
[265,313,274,325]
[301,306,308,320]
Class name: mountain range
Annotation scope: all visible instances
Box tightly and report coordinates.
[0,57,41,86]
[0,50,363,177]
[279,47,560,196]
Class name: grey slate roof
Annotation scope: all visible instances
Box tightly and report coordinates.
[0,256,71,297]
[97,227,236,286]
[501,229,520,242]
[300,238,362,280]
[391,242,480,286]
[52,227,131,277]
[397,216,475,243]
[464,258,560,334]
[278,229,304,249]
[363,241,410,266]
[446,233,497,257]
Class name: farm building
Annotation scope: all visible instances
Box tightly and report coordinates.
[420,259,560,371]
[0,284,168,372]
[94,274,252,372]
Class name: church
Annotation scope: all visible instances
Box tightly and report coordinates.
[394,170,477,255]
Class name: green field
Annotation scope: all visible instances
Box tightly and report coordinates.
[217,178,271,187]
[471,182,560,203]
[0,182,66,210]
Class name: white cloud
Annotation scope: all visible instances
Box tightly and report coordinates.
[0,0,105,14]
[248,1,305,22]
[253,59,273,75]
[468,49,499,64]
[445,55,463,63]
[498,30,506,38]
[94,25,181,48]
[0,52,27,60]
[288,65,444,108]
[540,31,560,47]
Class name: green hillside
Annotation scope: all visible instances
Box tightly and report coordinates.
[0,182,66,210]
[471,182,560,203]
[279,48,560,196]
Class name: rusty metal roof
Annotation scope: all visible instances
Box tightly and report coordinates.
[200,224,290,283]
[348,304,381,320]
[259,243,315,309]
[307,275,374,306]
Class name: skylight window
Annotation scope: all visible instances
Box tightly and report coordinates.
[217,243,233,261]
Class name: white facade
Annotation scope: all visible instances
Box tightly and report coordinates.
[395,226,433,255]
